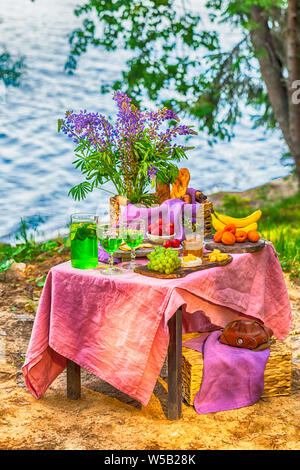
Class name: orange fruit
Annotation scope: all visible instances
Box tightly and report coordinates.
[235,230,247,243]
[221,231,236,245]
[223,224,236,235]
[247,230,260,243]
[213,230,224,243]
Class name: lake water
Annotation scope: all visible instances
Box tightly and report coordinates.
[0,0,291,242]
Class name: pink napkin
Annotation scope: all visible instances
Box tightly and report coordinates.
[22,245,291,406]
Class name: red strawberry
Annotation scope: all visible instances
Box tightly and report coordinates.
[171,239,180,248]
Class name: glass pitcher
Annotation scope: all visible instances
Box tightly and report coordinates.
[70,213,98,269]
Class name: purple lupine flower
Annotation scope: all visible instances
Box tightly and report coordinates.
[147,165,158,188]
[147,165,158,177]
[113,91,146,141]
[60,91,197,200]
[60,109,115,151]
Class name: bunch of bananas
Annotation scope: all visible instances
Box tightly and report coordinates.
[211,209,262,233]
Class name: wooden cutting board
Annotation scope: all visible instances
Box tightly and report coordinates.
[134,254,233,279]
[205,238,265,254]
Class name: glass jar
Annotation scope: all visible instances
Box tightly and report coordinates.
[70,213,98,269]
[183,234,204,259]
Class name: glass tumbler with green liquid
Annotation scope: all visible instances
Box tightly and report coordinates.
[96,223,123,275]
[120,219,146,270]
[70,214,98,269]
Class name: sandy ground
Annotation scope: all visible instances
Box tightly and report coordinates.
[0,252,299,451]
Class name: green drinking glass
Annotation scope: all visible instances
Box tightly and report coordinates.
[70,213,98,269]
[96,223,123,275]
[120,218,146,270]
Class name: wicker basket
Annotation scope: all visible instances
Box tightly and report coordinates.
[203,201,213,238]
[182,332,292,406]
[109,195,129,226]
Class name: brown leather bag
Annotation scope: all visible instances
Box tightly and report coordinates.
[220,319,273,351]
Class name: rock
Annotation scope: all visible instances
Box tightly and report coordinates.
[0,262,27,282]
[9,262,26,272]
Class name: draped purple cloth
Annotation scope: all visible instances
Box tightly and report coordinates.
[183,331,270,414]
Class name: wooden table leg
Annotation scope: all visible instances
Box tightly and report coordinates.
[167,308,182,420]
[66,359,81,400]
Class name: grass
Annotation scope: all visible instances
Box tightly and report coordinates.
[0,217,70,275]
[219,191,300,279]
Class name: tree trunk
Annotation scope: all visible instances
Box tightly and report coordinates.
[249,6,291,147]
[249,4,300,185]
[287,0,300,182]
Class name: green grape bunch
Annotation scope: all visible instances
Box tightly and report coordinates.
[147,246,182,275]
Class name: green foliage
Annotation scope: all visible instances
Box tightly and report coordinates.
[260,191,300,227]
[65,0,286,143]
[221,194,252,217]
[261,225,300,279]
[65,134,187,205]
[0,218,69,274]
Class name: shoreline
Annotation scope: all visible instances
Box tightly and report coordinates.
[209,173,298,208]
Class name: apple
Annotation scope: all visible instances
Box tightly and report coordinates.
[171,239,180,248]
[151,225,159,236]
[162,223,175,236]
[163,227,174,236]
[163,240,172,248]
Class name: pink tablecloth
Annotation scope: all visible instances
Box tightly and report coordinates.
[22,245,292,406]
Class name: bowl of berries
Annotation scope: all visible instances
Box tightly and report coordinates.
[147,218,182,248]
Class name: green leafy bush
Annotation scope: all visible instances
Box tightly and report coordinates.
[0,218,68,274]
